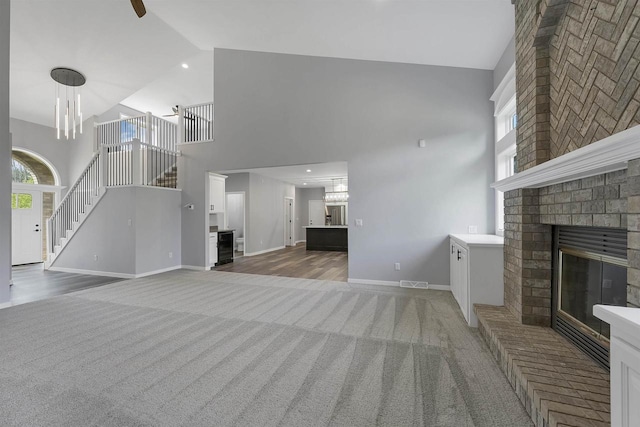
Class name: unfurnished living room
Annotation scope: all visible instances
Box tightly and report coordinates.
[2,1,640,426]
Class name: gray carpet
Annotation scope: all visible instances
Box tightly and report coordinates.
[0,270,533,426]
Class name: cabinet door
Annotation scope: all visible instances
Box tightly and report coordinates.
[209,177,225,213]
[450,240,458,301]
[209,234,218,266]
[458,247,469,323]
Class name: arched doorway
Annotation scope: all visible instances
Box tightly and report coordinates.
[11,150,61,265]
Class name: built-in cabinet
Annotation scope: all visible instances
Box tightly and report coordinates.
[593,305,640,427]
[209,232,218,266]
[449,234,504,327]
[209,174,226,213]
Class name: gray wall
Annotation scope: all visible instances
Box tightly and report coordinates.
[493,35,515,91]
[295,187,325,242]
[53,187,181,276]
[0,0,10,303]
[10,118,73,187]
[180,49,495,284]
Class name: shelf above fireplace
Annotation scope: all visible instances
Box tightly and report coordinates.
[492,124,640,192]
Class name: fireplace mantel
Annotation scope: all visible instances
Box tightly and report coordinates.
[492,125,640,192]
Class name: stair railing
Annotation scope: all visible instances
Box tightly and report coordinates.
[180,102,214,143]
[47,151,101,253]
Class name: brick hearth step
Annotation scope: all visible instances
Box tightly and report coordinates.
[474,304,610,427]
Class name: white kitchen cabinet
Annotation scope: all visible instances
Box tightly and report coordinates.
[209,174,226,214]
[209,232,218,267]
[593,305,640,427]
[449,234,504,327]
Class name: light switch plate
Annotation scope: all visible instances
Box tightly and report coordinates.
[355,219,363,227]
[468,225,478,234]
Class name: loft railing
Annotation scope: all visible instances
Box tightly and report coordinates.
[96,113,178,152]
[48,151,101,253]
[180,102,214,143]
[101,140,179,188]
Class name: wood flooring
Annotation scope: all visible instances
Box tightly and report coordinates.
[214,243,348,282]
[10,263,124,305]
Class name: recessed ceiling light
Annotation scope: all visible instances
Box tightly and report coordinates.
[303,183,307,185]
[306,169,311,173]
[181,63,189,69]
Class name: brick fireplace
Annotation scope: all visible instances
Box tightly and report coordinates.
[505,0,640,329]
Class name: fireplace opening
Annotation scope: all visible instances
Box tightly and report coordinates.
[552,226,627,370]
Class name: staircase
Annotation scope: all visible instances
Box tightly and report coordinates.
[46,111,187,268]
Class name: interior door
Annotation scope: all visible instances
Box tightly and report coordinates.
[308,200,325,226]
[285,198,293,246]
[11,190,43,265]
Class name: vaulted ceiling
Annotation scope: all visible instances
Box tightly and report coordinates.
[10,0,514,127]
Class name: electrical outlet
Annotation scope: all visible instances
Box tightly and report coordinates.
[355,219,363,227]
[468,225,478,234]
[395,262,401,271]
[93,254,98,261]
[128,219,132,226]
[169,252,173,259]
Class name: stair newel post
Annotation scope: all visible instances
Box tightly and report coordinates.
[132,138,143,186]
[178,105,185,144]
[100,144,109,188]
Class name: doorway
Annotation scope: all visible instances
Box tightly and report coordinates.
[11,190,43,265]
[226,192,246,257]
[284,197,294,247]
[308,199,325,226]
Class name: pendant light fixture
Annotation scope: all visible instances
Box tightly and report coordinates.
[324,178,349,202]
[51,67,86,140]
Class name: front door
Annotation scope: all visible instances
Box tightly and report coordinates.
[11,190,43,265]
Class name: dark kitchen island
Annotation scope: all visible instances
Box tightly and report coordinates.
[304,226,348,252]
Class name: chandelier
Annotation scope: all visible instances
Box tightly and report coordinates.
[51,67,86,140]
[324,178,349,202]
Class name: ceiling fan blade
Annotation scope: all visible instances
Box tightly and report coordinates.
[130,0,146,18]
[162,114,177,117]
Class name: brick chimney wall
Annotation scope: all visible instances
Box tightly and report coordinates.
[505,0,640,326]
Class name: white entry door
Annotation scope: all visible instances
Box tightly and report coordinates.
[11,190,43,265]
[308,200,325,226]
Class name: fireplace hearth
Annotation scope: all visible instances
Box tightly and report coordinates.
[552,226,627,369]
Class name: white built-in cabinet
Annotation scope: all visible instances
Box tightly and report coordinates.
[594,305,640,427]
[209,174,226,214]
[209,232,218,266]
[449,234,504,327]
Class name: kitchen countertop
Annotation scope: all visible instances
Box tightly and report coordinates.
[304,226,348,229]
[209,228,235,233]
[450,234,504,247]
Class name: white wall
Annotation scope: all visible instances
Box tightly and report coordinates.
[226,193,245,239]
[180,49,495,285]
[52,187,182,276]
[247,173,295,254]
[295,187,325,242]
[493,35,515,92]
[0,0,11,303]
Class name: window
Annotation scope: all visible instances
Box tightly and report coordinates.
[495,95,517,236]
[11,158,38,184]
[11,193,33,209]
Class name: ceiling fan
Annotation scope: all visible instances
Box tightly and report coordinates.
[130,0,146,18]
[163,106,196,121]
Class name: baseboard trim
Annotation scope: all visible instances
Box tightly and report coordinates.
[47,265,183,279]
[47,267,136,279]
[294,240,306,244]
[135,265,182,278]
[427,284,451,291]
[0,301,13,310]
[245,246,286,257]
[181,265,209,271]
[348,278,400,287]
[347,278,451,291]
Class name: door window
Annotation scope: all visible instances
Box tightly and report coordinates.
[11,193,33,209]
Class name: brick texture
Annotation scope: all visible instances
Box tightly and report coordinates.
[508,0,640,324]
[627,158,640,307]
[475,305,610,427]
[550,1,640,158]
